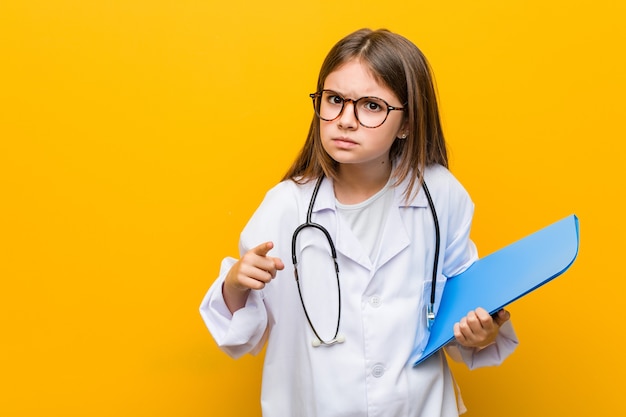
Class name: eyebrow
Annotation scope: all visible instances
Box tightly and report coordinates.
[324,89,388,101]
[323,89,402,107]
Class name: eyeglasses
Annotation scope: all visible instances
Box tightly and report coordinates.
[310,90,405,128]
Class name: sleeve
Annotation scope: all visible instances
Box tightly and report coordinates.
[437,165,479,279]
[198,181,301,359]
[436,167,519,368]
[198,257,268,359]
[444,321,519,369]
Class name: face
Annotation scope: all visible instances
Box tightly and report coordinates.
[319,59,406,171]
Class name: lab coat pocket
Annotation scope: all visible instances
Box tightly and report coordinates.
[414,274,447,354]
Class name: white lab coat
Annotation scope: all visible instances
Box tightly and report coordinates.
[200,164,518,417]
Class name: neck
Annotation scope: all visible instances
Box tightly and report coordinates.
[334,159,392,204]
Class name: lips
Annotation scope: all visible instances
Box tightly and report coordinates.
[332,137,358,148]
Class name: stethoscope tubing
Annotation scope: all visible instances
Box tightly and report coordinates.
[420,180,440,307]
[291,176,341,346]
[291,174,441,346]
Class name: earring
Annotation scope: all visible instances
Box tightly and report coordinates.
[400,132,408,139]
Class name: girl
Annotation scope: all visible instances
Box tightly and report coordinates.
[200,28,518,417]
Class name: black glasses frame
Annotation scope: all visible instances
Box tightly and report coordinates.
[309,89,405,128]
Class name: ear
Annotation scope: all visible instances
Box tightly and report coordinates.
[397,120,409,139]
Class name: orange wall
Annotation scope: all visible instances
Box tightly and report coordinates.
[1,0,624,415]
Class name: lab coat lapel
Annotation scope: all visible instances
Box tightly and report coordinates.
[335,214,373,269]
[375,203,410,268]
[376,180,429,269]
[312,178,373,269]
[310,175,429,271]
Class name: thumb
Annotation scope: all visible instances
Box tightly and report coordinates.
[493,309,511,326]
[251,241,274,257]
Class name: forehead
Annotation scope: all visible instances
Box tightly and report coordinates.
[323,59,396,100]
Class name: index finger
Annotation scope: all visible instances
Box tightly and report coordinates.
[251,241,274,257]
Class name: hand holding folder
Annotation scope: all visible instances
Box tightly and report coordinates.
[411,214,580,366]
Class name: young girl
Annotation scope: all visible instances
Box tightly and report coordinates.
[200,28,518,417]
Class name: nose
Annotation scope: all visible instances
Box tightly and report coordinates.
[337,99,358,129]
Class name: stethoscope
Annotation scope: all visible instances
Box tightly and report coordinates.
[291,175,441,348]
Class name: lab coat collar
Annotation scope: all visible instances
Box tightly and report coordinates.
[310,173,429,271]
[308,176,336,213]
[309,171,430,213]
[309,177,373,268]
[392,173,430,209]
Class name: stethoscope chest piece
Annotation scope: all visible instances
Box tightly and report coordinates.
[311,334,345,347]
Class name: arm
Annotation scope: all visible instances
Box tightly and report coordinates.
[430,167,519,368]
[198,242,285,359]
[198,256,270,359]
[199,181,297,359]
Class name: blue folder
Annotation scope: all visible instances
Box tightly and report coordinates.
[411,214,580,366]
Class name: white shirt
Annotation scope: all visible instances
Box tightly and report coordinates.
[335,178,394,261]
[200,164,518,417]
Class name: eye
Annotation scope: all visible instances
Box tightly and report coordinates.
[360,98,386,113]
[325,93,344,106]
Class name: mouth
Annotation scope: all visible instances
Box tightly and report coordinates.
[332,137,358,147]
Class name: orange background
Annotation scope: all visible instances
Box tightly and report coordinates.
[1,0,624,415]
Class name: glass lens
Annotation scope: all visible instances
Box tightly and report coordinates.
[354,97,388,128]
[317,91,344,121]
